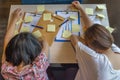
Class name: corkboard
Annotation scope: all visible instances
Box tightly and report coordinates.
[34,10,65,46]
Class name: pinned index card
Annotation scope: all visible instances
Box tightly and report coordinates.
[70,15,77,20]
[32,30,42,38]
[20,27,30,32]
[106,26,115,33]
[43,13,52,21]
[96,5,106,10]
[72,24,80,32]
[62,30,72,38]
[24,16,33,23]
[47,24,56,32]
[37,5,45,12]
[16,18,23,25]
[97,13,105,19]
[14,30,19,35]
[85,8,94,15]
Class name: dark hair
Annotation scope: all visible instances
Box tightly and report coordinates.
[5,32,43,66]
[84,24,114,51]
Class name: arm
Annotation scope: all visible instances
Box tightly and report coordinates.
[2,8,23,63]
[72,1,93,28]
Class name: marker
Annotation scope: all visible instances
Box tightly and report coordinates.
[31,25,44,29]
[59,19,69,27]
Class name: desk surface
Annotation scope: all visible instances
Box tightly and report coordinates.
[9,4,109,63]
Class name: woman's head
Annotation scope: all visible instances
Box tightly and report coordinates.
[5,32,43,66]
[84,24,114,53]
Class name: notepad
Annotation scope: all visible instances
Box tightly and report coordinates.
[106,26,115,33]
[32,30,42,38]
[20,27,30,32]
[14,30,19,35]
[47,24,56,32]
[70,15,77,20]
[97,14,105,19]
[24,16,33,23]
[16,18,23,25]
[96,5,106,10]
[72,24,80,32]
[43,13,51,21]
[85,8,94,15]
[37,5,45,12]
[62,30,72,38]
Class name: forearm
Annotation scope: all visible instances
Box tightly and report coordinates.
[2,19,16,63]
[78,7,93,28]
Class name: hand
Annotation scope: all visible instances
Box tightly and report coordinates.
[70,35,79,48]
[11,8,24,22]
[72,1,82,10]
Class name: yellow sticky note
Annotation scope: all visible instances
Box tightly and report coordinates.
[43,13,51,21]
[16,18,23,25]
[106,26,115,33]
[37,5,45,12]
[72,24,80,32]
[70,15,77,20]
[62,30,72,38]
[97,14,105,19]
[85,8,94,15]
[20,27,30,32]
[96,5,106,10]
[14,30,19,35]
[47,24,56,32]
[24,16,33,23]
[32,30,42,38]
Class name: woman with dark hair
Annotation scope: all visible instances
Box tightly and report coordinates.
[1,8,49,80]
[71,1,120,80]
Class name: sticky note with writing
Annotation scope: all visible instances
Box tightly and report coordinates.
[85,8,94,15]
[37,5,45,12]
[43,13,51,21]
[70,15,77,20]
[97,14,105,19]
[32,30,42,38]
[20,27,30,32]
[24,16,33,23]
[62,30,72,38]
[96,5,106,10]
[47,24,56,32]
[72,24,80,32]
[106,26,115,33]
[16,18,23,25]
[14,30,19,35]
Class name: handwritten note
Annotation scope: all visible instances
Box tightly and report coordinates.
[106,26,115,33]
[20,27,30,32]
[47,24,56,32]
[85,8,94,15]
[37,5,45,12]
[16,18,23,25]
[96,5,106,10]
[43,13,51,21]
[72,24,80,32]
[70,15,77,20]
[14,30,19,35]
[32,30,42,38]
[62,30,71,38]
[24,16,33,23]
[97,13,105,19]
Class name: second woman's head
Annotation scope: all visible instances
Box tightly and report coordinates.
[84,24,114,53]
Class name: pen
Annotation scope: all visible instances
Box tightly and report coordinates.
[60,19,69,27]
[31,25,44,29]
